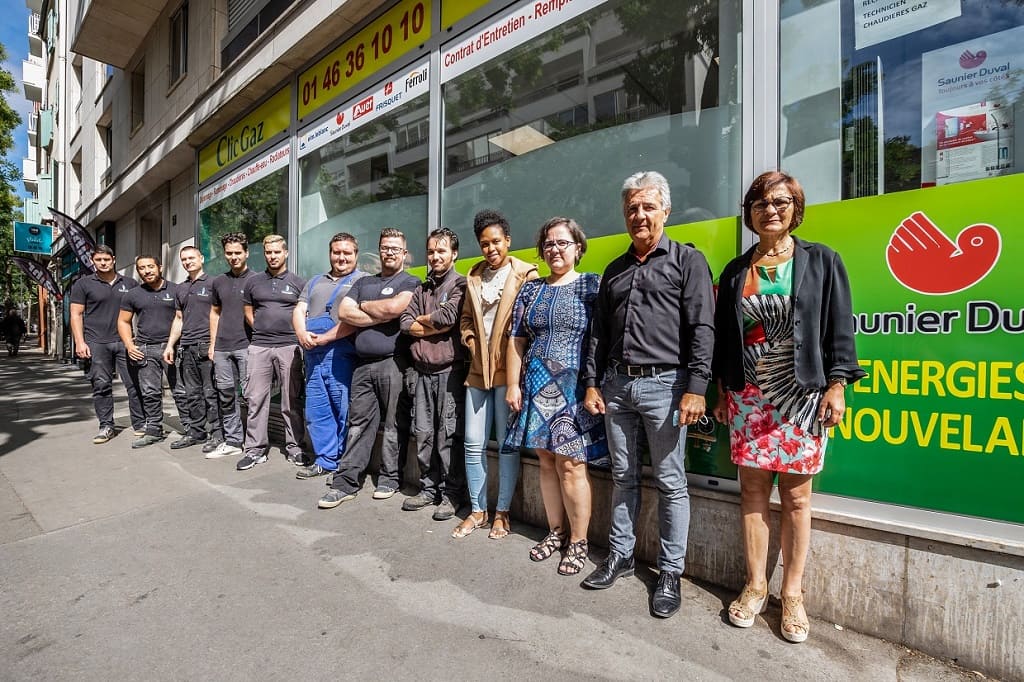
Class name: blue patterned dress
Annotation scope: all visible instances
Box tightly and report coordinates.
[504,273,608,465]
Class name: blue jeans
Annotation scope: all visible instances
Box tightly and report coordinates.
[464,385,519,513]
[602,368,690,574]
[305,342,357,471]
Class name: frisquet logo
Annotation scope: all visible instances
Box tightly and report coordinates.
[384,81,393,96]
[886,212,1001,295]
[959,49,987,69]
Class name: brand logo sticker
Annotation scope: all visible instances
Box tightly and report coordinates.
[886,212,1001,295]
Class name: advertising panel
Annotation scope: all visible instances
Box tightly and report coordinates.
[198,87,291,184]
[13,221,54,255]
[854,0,960,50]
[796,175,1022,525]
[298,0,432,119]
[198,143,290,210]
[921,25,1024,187]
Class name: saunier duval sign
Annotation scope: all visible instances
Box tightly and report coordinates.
[198,87,291,184]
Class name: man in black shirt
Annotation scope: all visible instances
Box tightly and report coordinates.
[69,244,144,444]
[163,246,221,451]
[118,255,180,448]
[318,228,419,509]
[581,171,715,619]
[207,233,255,460]
[235,234,307,471]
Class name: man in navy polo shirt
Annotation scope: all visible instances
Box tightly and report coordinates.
[206,232,255,460]
[318,227,419,509]
[163,246,222,451]
[70,244,144,444]
[235,234,307,471]
[292,232,366,480]
[118,255,179,449]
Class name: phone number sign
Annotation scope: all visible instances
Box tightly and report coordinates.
[298,0,431,120]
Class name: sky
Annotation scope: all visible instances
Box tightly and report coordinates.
[2,0,34,202]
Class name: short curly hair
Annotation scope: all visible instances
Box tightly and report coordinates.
[472,209,510,239]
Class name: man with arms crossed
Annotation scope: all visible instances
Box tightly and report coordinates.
[581,171,715,619]
[207,233,255,459]
[70,244,144,444]
[399,227,468,521]
[118,255,180,449]
[163,246,222,451]
[318,228,418,509]
[292,233,366,479]
[235,234,307,471]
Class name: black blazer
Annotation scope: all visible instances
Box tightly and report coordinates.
[713,236,867,391]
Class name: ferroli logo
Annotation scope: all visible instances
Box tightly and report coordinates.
[353,96,374,120]
[406,68,428,90]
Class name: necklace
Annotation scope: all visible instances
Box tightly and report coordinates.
[754,238,793,257]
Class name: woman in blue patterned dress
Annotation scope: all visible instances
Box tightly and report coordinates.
[505,217,607,576]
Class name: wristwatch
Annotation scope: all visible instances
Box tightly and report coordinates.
[828,376,848,389]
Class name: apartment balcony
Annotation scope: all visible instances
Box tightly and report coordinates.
[23,158,38,193]
[22,56,44,102]
[28,12,42,58]
[25,0,43,12]
[71,0,164,69]
[28,112,38,144]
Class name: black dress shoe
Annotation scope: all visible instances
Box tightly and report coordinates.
[580,552,634,590]
[170,435,204,449]
[651,570,682,618]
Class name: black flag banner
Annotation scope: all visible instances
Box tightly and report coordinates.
[48,207,97,273]
[11,256,62,300]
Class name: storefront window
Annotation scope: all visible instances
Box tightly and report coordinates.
[297,80,431,277]
[441,0,742,247]
[198,145,290,275]
[781,0,1024,203]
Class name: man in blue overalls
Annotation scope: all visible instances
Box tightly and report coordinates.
[293,233,366,479]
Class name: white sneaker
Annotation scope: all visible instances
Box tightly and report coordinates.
[205,442,243,459]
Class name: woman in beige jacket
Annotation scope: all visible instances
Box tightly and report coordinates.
[452,209,538,539]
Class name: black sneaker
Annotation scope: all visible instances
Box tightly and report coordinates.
[170,435,205,450]
[402,492,436,511]
[296,464,331,479]
[318,489,357,509]
[284,451,306,466]
[131,433,165,449]
[201,439,224,454]
[236,453,268,470]
[432,497,457,521]
[92,426,116,444]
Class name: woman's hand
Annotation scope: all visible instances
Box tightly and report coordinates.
[711,393,730,424]
[505,384,523,413]
[817,384,846,428]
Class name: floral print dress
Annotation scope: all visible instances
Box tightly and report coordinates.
[726,260,827,475]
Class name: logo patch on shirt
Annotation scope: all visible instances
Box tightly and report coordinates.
[382,287,394,295]
[162,293,174,302]
[283,286,294,295]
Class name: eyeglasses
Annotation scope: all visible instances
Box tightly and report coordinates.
[379,246,406,255]
[750,196,795,213]
[542,240,577,252]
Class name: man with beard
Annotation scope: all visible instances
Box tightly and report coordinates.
[118,255,179,448]
[69,244,144,444]
[292,233,366,479]
[235,234,307,471]
[399,227,467,521]
[317,228,419,509]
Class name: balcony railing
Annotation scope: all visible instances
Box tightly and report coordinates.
[29,12,41,35]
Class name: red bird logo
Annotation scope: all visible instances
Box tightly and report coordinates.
[886,212,1001,295]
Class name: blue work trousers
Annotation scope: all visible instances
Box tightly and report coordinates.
[305,342,357,471]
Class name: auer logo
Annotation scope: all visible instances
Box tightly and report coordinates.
[886,212,1001,295]
[959,49,987,69]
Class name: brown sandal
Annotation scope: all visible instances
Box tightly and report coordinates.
[781,595,809,643]
[529,529,566,562]
[557,539,588,575]
[451,511,488,539]
[488,511,511,539]
[728,584,768,628]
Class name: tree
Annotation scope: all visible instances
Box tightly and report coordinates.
[0,42,32,307]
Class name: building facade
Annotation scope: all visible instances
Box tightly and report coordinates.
[20,1,1024,677]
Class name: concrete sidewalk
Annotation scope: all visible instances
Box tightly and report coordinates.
[0,344,984,680]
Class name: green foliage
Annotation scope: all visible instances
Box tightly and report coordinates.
[0,42,33,306]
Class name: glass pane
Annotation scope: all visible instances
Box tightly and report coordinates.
[781,0,1024,203]
[442,0,742,247]
[198,165,288,274]
[297,93,430,278]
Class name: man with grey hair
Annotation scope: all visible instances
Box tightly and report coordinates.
[581,170,715,619]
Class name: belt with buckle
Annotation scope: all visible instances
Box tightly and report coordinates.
[611,361,677,378]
